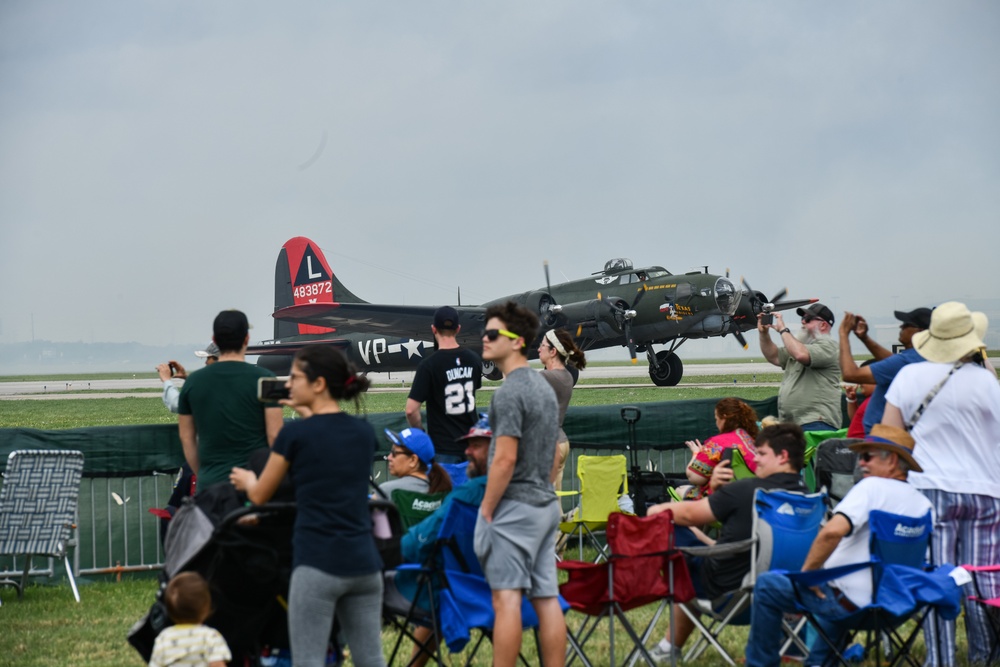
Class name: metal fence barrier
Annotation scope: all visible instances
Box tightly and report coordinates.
[2,446,686,584]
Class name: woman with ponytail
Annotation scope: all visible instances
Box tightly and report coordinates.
[681,397,759,500]
[230,346,386,667]
[538,328,587,492]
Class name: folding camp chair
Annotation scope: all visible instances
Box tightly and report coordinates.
[440,461,469,488]
[802,428,848,492]
[386,499,586,666]
[392,489,449,529]
[0,449,84,603]
[729,448,756,481]
[559,454,628,562]
[677,488,826,666]
[784,510,963,667]
[559,510,696,667]
[961,564,1000,664]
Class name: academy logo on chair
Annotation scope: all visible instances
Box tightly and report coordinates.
[894,523,926,538]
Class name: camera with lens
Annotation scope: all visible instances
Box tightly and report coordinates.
[760,304,775,326]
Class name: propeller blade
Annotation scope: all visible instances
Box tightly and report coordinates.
[631,284,648,310]
[544,260,552,296]
[771,298,817,313]
[770,287,788,304]
[625,320,638,364]
[734,329,748,350]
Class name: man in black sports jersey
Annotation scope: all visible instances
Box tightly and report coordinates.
[405,306,482,462]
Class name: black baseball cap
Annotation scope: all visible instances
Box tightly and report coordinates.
[894,307,932,330]
[796,303,835,326]
[433,306,460,330]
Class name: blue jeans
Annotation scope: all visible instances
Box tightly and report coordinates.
[746,572,855,667]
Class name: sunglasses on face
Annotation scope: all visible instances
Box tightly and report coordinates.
[858,451,884,463]
[483,328,521,342]
[801,315,817,324]
[387,448,411,459]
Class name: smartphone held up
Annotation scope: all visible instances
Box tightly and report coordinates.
[258,377,290,402]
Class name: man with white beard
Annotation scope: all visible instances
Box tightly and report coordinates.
[759,303,842,431]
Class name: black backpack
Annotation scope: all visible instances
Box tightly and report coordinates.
[814,438,863,504]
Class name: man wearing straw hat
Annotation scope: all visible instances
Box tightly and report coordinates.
[882,301,1000,666]
[745,425,932,667]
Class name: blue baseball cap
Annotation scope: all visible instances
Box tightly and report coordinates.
[384,427,435,466]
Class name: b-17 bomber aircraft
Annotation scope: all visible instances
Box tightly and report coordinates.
[249,237,816,385]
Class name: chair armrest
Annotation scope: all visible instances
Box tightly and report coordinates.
[962,564,1000,573]
[782,561,873,588]
[677,537,754,560]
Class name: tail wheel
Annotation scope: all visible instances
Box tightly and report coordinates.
[649,351,683,387]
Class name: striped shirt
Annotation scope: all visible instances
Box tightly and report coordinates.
[149,624,231,667]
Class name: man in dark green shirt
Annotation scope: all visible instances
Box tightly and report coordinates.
[178,310,284,491]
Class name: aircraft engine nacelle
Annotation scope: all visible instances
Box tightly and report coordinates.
[524,290,560,327]
[683,314,728,338]
[551,299,626,338]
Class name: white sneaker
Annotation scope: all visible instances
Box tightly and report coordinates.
[646,642,676,665]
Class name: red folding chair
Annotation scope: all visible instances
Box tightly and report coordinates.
[961,564,1000,664]
[559,510,696,667]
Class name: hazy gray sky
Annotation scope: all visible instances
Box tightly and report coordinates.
[2,1,998,356]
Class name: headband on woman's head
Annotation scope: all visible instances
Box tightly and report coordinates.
[545,329,569,358]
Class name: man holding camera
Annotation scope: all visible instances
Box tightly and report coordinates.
[178,310,284,492]
[758,303,842,431]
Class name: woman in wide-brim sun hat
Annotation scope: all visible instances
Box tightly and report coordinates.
[881,301,1000,665]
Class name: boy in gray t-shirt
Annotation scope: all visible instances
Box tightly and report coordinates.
[475,301,565,667]
[488,367,558,506]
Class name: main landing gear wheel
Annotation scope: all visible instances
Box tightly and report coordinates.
[649,351,683,387]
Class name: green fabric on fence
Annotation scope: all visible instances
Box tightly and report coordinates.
[0,397,780,475]
[562,396,779,450]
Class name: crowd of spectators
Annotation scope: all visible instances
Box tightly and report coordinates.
[154,298,998,667]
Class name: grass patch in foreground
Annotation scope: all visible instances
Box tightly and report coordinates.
[0,576,970,667]
[0,579,153,667]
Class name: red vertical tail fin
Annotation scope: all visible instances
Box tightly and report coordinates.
[273,237,366,338]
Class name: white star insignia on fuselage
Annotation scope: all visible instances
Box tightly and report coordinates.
[400,339,425,359]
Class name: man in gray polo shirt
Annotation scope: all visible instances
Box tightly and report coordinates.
[475,301,564,667]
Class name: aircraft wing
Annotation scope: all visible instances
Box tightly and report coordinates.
[272,303,488,344]
[246,339,351,356]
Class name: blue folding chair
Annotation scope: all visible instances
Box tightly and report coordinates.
[387,498,588,666]
[784,510,962,667]
[440,461,469,488]
[677,488,827,666]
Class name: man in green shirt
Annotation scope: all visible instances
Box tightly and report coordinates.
[758,303,842,431]
[178,310,284,491]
